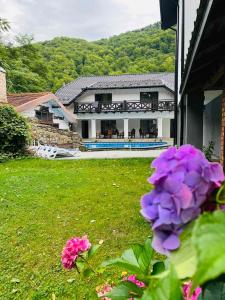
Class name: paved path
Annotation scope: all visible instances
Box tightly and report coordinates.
[58,149,165,160]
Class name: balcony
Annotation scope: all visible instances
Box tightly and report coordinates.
[74,100,174,113]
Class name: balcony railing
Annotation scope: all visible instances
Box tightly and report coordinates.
[74,100,174,113]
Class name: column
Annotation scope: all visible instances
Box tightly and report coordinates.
[158,118,163,138]
[124,119,129,139]
[91,119,96,139]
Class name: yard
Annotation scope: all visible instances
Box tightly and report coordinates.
[0,158,153,300]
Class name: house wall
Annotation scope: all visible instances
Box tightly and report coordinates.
[76,87,174,103]
[162,119,171,138]
[22,108,71,130]
[203,96,222,158]
[69,87,174,139]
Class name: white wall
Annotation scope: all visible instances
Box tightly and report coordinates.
[162,119,171,138]
[22,108,70,130]
[77,87,174,104]
[203,96,222,158]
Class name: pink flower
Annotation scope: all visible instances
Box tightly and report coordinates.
[61,235,91,269]
[96,283,113,300]
[127,275,145,288]
[183,282,202,300]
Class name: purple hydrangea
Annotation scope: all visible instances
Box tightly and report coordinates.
[141,145,224,255]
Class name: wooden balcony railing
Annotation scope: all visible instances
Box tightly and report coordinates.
[74,100,174,113]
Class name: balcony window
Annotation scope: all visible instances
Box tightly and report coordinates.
[140,92,158,103]
[95,93,112,104]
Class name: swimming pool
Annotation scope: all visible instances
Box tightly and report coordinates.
[84,141,168,150]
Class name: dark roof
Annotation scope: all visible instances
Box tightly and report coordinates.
[56,73,175,105]
[181,0,224,94]
[159,0,178,30]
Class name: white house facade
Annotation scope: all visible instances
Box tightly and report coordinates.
[56,73,175,140]
[160,0,225,161]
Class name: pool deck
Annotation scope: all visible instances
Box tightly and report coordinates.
[58,149,165,160]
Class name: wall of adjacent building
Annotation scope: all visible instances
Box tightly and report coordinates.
[22,107,71,130]
[203,96,222,159]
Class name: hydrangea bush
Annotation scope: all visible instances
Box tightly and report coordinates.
[61,145,225,300]
[141,145,224,254]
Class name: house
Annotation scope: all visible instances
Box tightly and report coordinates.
[56,73,175,140]
[0,67,81,148]
[7,92,76,131]
[0,67,76,131]
[159,0,225,163]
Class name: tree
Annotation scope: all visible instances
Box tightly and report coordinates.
[0,18,10,32]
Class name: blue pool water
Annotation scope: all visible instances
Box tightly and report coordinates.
[84,141,168,150]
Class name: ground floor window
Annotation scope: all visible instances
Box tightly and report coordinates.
[101,120,116,134]
[140,119,157,137]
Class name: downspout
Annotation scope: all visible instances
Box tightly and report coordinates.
[169,25,178,146]
[169,3,179,146]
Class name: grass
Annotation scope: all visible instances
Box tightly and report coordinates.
[0,158,154,299]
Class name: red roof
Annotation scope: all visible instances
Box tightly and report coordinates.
[7,92,51,107]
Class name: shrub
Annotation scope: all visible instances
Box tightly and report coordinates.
[0,105,30,155]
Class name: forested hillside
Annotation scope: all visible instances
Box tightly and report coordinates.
[0,22,175,93]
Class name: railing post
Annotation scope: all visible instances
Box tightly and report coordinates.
[74,102,78,113]
[124,101,127,111]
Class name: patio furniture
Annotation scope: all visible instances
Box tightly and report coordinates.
[118,131,124,138]
[31,145,81,159]
[107,129,113,139]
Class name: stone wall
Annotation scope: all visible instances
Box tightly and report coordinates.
[30,121,81,149]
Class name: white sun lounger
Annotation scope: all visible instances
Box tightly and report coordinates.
[30,145,81,159]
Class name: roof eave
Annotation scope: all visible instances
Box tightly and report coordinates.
[159,0,178,30]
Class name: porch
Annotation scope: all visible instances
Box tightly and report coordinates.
[77,117,174,140]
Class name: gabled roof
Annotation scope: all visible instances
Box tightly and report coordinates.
[56,73,174,105]
[159,0,178,30]
[7,92,76,123]
[7,92,50,108]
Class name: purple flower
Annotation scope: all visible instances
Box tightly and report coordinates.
[141,145,224,255]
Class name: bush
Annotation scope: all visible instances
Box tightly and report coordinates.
[0,105,30,155]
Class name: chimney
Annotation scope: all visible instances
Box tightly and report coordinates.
[0,67,7,104]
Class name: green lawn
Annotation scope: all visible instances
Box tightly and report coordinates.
[0,158,153,299]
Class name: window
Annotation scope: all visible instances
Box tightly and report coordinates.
[35,107,53,122]
[140,92,158,103]
[140,119,157,134]
[101,120,116,133]
[95,93,112,104]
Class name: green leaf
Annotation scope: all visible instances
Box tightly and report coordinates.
[201,277,225,300]
[170,222,197,279]
[102,238,152,276]
[102,258,144,275]
[88,244,101,259]
[141,265,182,300]
[83,267,94,277]
[106,281,144,300]
[192,211,225,289]
[152,261,165,275]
